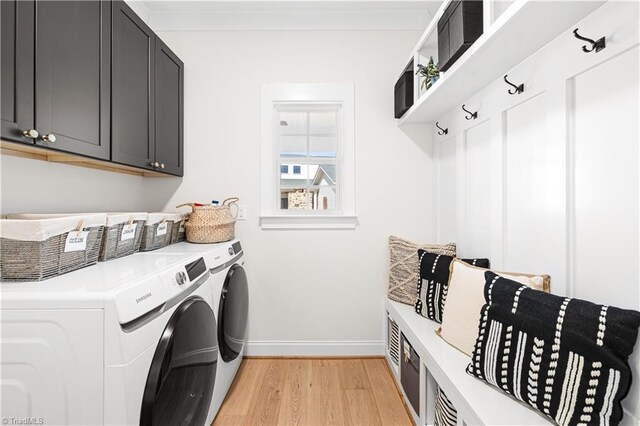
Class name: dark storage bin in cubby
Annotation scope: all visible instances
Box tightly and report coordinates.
[438,0,483,72]
[400,333,421,414]
[394,60,414,119]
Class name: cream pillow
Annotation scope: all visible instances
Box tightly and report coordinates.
[438,259,550,356]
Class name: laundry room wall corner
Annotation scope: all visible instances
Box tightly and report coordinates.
[142,29,434,355]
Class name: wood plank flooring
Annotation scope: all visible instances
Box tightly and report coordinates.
[213,358,413,426]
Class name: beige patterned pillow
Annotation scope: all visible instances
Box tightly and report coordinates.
[388,236,456,305]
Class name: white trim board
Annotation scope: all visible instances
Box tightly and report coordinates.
[244,340,385,356]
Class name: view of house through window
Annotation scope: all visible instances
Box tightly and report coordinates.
[277,104,341,211]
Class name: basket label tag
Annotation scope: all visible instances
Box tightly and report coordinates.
[156,222,168,236]
[121,223,137,241]
[65,231,89,252]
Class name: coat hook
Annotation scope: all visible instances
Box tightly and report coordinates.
[503,75,524,95]
[573,28,606,53]
[461,104,478,120]
[435,122,448,136]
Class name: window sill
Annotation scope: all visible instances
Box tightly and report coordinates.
[259,215,358,230]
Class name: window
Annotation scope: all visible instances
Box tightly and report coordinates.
[261,84,356,229]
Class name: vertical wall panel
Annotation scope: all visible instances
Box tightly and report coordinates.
[463,120,492,257]
[572,46,639,310]
[437,138,457,243]
[504,93,565,282]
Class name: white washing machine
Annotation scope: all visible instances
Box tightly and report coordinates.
[151,239,249,421]
[0,251,220,426]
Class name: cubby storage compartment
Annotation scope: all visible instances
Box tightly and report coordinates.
[388,315,400,367]
[394,59,414,118]
[437,0,483,72]
[400,333,421,415]
[385,298,551,425]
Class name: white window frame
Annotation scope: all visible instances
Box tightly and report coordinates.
[260,84,356,229]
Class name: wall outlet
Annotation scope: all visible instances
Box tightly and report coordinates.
[237,205,247,221]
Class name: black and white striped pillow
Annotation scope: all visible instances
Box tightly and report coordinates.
[467,272,640,426]
[415,250,489,323]
[434,388,457,426]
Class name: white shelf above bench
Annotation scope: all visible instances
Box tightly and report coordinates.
[397,0,605,126]
[385,298,551,425]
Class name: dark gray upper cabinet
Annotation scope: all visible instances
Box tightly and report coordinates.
[34,1,111,159]
[1,0,184,176]
[155,38,184,177]
[111,0,156,171]
[1,0,35,144]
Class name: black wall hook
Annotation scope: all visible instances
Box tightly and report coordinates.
[435,122,448,135]
[573,28,606,53]
[504,75,524,95]
[461,104,478,120]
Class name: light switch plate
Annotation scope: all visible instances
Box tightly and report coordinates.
[237,205,247,221]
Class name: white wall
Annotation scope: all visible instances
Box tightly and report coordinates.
[0,156,165,213]
[1,29,431,354]
[431,2,639,421]
[140,29,431,355]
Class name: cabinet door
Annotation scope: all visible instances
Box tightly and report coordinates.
[155,37,184,176]
[1,0,34,144]
[34,1,110,159]
[111,0,155,170]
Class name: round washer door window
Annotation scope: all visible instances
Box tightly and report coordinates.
[140,297,218,426]
[218,264,249,362]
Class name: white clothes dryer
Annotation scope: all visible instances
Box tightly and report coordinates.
[152,239,249,421]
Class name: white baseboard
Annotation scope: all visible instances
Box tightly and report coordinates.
[244,340,385,356]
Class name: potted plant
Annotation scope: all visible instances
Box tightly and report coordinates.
[416,57,440,92]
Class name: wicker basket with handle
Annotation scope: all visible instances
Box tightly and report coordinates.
[177,198,239,243]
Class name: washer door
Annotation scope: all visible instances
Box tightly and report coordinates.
[140,297,217,426]
[218,264,249,362]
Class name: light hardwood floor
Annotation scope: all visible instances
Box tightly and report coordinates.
[213,358,413,426]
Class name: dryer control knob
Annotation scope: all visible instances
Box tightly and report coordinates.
[176,271,187,285]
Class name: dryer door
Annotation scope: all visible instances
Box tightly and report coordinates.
[218,264,249,362]
[140,296,217,426]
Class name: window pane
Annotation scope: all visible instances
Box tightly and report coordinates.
[280,165,289,174]
[309,186,337,210]
[279,111,306,135]
[280,189,308,210]
[309,110,337,134]
[309,136,337,158]
[308,164,337,186]
[280,135,306,158]
[280,163,308,188]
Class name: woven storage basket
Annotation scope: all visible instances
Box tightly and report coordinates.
[177,198,238,243]
[169,213,187,244]
[99,213,147,261]
[139,213,174,251]
[0,214,106,282]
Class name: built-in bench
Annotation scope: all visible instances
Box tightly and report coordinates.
[385,298,550,425]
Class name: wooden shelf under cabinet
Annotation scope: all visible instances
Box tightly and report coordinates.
[0,140,171,177]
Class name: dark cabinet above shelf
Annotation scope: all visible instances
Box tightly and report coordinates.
[0,0,184,177]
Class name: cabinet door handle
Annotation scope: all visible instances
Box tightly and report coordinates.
[160,163,165,169]
[22,129,39,139]
[41,133,57,143]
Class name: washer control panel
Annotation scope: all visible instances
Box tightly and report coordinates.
[175,271,188,285]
